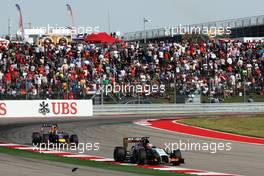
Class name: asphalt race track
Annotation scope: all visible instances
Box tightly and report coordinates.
[0,114,263,176]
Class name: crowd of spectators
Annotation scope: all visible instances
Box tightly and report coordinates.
[0,37,264,101]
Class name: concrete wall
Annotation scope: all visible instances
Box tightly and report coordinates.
[94,103,264,115]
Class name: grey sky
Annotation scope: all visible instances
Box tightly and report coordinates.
[0,0,264,35]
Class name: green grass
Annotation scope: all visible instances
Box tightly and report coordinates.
[0,147,188,176]
[180,115,264,138]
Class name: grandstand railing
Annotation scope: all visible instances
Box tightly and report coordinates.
[122,15,264,41]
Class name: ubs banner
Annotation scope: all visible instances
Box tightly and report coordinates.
[0,100,93,118]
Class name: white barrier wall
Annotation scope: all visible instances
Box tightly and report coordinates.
[94,103,264,115]
[0,100,93,118]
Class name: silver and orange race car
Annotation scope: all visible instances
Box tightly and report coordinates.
[114,137,184,165]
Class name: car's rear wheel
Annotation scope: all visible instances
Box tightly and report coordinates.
[70,134,79,146]
[114,147,125,162]
[49,133,56,143]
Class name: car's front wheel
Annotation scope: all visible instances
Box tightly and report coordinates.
[32,132,41,145]
[137,148,147,165]
[171,149,183,166]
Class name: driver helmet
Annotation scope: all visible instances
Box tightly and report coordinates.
[146,143,153,149]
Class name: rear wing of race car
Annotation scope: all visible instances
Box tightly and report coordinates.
[42,122,57,128]
[123,137,150,149]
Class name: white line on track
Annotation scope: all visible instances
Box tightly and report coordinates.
[154,167,200,171]
[90,158,115,162]
[0,143,20,146]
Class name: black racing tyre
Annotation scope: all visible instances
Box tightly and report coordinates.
[64,133,69,142]
[172,149,182,158]
[162,155,169,164]
[42,134,49,144]
[131,150,138,163]
[114,147,125,162]
[32,132,41,145]
[48,133,56,143]
[70,134,79,145]
[137,148,146,164]
[171,149,183,166]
